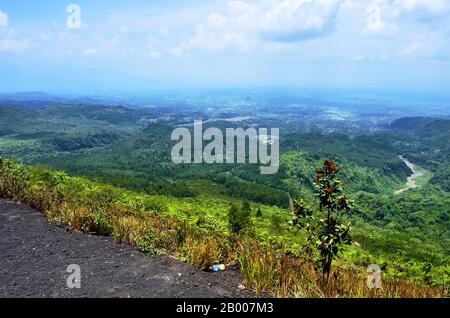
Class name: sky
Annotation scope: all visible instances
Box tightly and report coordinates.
[0,0,450,94]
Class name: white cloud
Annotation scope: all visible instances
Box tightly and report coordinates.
[173,0,346,54]
[0,11,32,54]
[83,48,99,56]
[364,0,450,35]
[0,38,32,52]
[169,47,184,57]
[184,24,253,52]
[257,0,344,41]
[392,0,450,18]
[148,51,161,59]
[398,29,448,59]
[2,0,449,65]
[0,10,9,28]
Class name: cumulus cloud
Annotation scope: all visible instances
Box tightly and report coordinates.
[2,0,449,64]
[174,0,346,54]
[165,0,450,63]
[257,0,344,41]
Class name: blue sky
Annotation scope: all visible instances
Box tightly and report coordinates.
[1,0,450,94]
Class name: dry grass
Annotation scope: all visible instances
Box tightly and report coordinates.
[236,238,444,298]
[0,159,446,298]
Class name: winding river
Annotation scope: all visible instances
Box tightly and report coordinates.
[394,155,424,195]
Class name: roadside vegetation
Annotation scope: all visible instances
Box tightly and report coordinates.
[1,157,446,297]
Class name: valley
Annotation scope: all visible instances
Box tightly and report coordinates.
[0,91,449,297]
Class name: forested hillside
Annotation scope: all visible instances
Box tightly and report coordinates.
[0,103,449,296]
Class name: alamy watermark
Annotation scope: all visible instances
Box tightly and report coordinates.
[367,264,382,289]
[66,264,81,289]
[66,4,81,29]
[171,120,279,175]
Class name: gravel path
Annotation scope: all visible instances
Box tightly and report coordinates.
[0,199,253,298]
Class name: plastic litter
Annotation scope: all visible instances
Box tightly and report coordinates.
[209,264,225,272]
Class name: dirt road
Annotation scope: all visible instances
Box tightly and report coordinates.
[0,199,253,298]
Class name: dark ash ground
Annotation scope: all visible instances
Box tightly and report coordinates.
[0,199,253,298]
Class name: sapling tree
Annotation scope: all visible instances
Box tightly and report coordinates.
[271,213,283,234]
[228,201,252,234]
[242,200,251,216]
[292,160,353,281]
[256,207,263,218]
